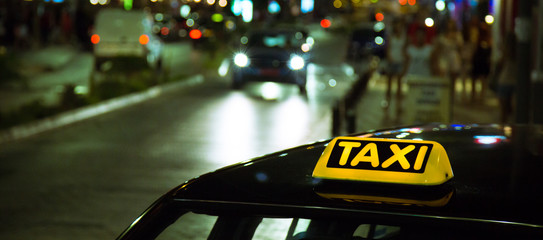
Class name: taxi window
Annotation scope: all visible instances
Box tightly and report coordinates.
[252,218,294,240]
[155,212,217,240]
[154,211,538,240]
[353,224,401,239]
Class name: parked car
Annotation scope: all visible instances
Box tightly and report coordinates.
[91,8,163,72]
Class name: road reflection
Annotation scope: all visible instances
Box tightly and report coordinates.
[207,90,310,167]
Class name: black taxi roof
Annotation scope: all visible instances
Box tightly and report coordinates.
[172,124,543,228]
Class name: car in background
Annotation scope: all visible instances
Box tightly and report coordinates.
[231,28,313,94]
[91,8,163,72]
[116,123,543,239]
[347,22,386,61]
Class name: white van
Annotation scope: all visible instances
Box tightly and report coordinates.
[91,8,162,71]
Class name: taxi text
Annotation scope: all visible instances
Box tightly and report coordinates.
[326,140,433,173]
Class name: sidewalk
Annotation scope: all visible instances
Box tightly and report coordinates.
[353,73,500,133]
[0,45,87,113]
[0,41,217,136]
[0,41,209,113]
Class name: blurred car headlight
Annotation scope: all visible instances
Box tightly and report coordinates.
[289,55,305,70]
[234,53,249,67]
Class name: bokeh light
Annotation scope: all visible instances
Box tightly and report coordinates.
[139,34,149,45]
[231,0,242,16]
[186,19,195,27]
[155,13,164,22]
[91,34,100,44]
[301,0,314,13]
[306,36,314,45]
[160,27,169,36]
[375,36,384,45]
[240,36,248,44]
[234,53,249,67]
[268,0,281,14]
[301,43,310,52]
[333,0,342,8]
[425,18,434,27]
[178,29,187,37]
[180,5,191,18]
[152,25,161,34]
[212,13,224,22]
[225,20,236,30]
[189,29,202,39]
[328,79,337,87]
[448,2,456,11]
[375,13,384,22]
[485,15,494,24]
[139,34,150,45]
[374,22,385,32]
[241,0,253,23]
[435,0,445,11]
[320,19,331,28]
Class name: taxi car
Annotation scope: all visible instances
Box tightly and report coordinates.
[117,123,543,239]
[231,29,312,94]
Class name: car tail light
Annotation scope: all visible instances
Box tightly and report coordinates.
[91,34,100,44]
[189,29,202,39]
[139,34,150,45]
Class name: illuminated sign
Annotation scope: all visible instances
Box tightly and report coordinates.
[313,137,453,185]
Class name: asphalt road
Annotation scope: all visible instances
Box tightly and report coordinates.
[0,26,354,239]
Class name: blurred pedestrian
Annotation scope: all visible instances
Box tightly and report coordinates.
[436,19,463,104]
[459,17,478,102]
[383,18,407,110]
[470,22,492,103]
[40,11,53,45]
[399,27,439,116]
[61,9,73,44]
[404,27,439,77]
[407,11,436,45]
[14,22,29,49]
[0,14,6,45]
[495,34,516,123]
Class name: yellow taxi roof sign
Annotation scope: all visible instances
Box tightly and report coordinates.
[312,137,453,185]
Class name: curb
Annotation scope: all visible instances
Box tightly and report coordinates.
[0,75,204,145]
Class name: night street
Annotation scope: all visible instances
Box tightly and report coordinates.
[3,0,542,238]
[0,28,354,239]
